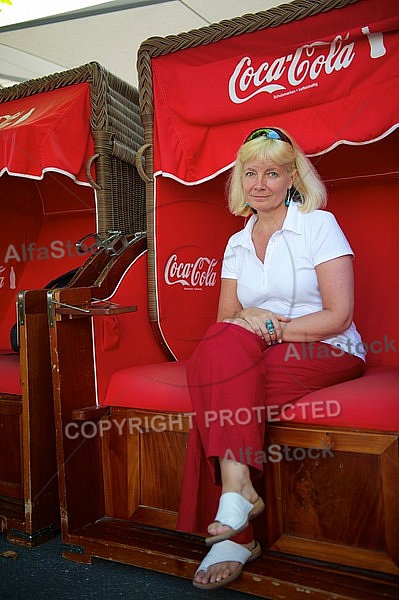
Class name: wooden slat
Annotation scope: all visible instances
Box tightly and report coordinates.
[61,519,399,600]
[269,426,398,455]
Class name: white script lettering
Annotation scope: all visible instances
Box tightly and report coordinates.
[229,28,383,104]
[164,254,218,288]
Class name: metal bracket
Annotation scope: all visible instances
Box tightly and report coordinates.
[17,291,25,327]
[11,524,54,543]
[61,543,85,556]
[75,229,129,257]
[47,290,91,327]
[53,301,91,314]
[47,290,55,328]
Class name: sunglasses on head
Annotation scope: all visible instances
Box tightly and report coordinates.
[244,127,292,146]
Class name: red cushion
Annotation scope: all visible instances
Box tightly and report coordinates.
[104,362,399,432]
[103,360,189,412]
[0,351,21,395]
[279,366,399,432]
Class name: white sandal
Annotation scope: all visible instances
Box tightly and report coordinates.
[193,539,261,590]
[205,492,265,545]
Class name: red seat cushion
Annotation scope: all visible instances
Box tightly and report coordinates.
[103,360,190,412]
[0,351,21,395]
[103,362,399,432]
[279,366,399,432]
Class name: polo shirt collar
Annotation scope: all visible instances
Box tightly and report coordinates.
[231,201,302,249]
[283,200,303,234]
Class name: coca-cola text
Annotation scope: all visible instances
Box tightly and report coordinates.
[229,28,385,104]
[164,254,218,288]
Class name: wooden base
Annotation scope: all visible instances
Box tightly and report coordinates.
[265,425,399,577]
[59,518,399,599]
[0,496,56,547]
[0,385,59,548]
[51,403,399,598]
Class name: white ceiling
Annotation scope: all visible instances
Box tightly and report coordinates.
[0,0,287,87]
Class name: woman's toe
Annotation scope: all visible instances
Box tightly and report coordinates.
[207,522,233,536]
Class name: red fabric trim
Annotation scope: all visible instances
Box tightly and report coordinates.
[0,83,94,183]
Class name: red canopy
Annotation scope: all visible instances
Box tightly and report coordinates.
[0,83,94,184]
[151,0,399,184]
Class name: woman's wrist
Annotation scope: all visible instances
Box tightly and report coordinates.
[234,308,248,320]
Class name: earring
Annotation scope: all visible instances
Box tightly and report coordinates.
[286,186,304,205]
[285,188,293,207]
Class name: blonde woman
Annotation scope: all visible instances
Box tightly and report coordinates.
[177,127,365,590]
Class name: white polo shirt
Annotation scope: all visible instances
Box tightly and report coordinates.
[221,201,365,360]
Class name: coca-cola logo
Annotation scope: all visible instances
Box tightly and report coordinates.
[229,28,386,103]
[164,254,218,289]
[0,108,35,129]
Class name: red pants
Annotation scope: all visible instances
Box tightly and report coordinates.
[177,322,365,542]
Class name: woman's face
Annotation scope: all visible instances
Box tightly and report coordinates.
[242,158,294,214]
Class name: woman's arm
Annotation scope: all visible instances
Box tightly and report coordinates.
[217,278,289,342]
[280,255,354,342]
[217,255,354,344]
[216,278,242,322]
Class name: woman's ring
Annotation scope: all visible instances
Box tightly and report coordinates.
[265,319,275,334]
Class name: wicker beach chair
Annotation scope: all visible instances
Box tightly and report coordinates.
[0,62,144,545]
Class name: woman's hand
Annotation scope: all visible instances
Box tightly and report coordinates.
[224,308,291,344]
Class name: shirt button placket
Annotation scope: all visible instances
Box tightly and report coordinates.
[264,233,276,287]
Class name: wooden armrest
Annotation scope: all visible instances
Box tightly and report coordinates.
[71,405,111,421]
[55,300,137,317]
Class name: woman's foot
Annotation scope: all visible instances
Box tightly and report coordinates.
[206,492,264,545]
[206,459,264,544]
[193,539,261,589]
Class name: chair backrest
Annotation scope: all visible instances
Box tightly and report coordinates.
[149,174,242,360]
[315,131,399,368]
[0,172,96,350]
[154,133,399,368]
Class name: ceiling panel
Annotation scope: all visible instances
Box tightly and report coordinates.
[0,0,286,86]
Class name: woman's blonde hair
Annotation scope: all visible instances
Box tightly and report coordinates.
[227,128,327,217]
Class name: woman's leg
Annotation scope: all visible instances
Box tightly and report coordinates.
[185,322,268,483]
[261,341,365,408]
[182,322,268,586]
[181,328,365,587]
